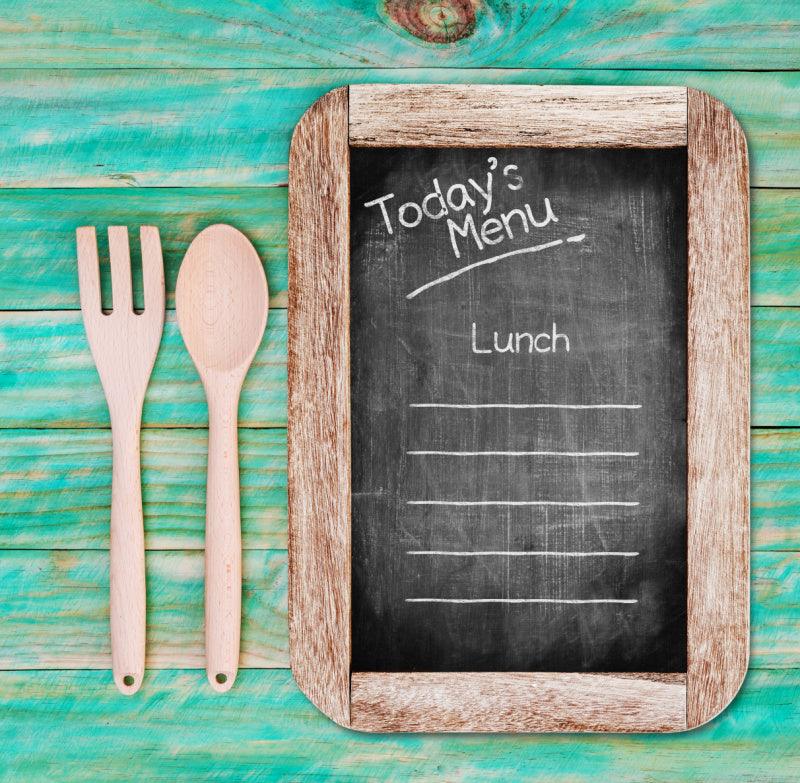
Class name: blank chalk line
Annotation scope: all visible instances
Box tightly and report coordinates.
[407,550,639,557]
[407,450,639,457]
[406,234,586,300]
[409,403,641,410]
[407,500,639,507]
[406,598,638,604]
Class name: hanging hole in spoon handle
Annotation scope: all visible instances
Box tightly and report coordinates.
[117,674,138,694]
[210,671,233,693]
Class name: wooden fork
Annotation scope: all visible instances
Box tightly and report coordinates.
[76,226,165,695]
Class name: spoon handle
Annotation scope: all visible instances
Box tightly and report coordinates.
[205,390,242,692]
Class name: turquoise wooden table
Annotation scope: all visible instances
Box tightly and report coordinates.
[0,1,798,779]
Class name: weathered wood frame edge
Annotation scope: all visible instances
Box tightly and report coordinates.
[349,84,688,148]
[685,87,750,729]
[288,84,750,733]
[288,86,351,728]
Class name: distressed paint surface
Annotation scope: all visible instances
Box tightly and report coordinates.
[0,669,798,782]
[0,427,796,552]
[5,307,800,427]
[0,550,287,669]
[0,549,795,671]
[0,69,796,187]
[0,188,288,309]
[0,428,287,549]
[0,187,794,310]
[0,0,798,778]
[0,1,796,70]
[0,310,287,428]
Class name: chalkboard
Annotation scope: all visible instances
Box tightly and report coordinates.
[350,146,688,673]
[289,84,749,732]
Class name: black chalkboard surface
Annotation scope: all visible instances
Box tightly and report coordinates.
[350,147,687,673]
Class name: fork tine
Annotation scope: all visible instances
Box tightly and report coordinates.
[108,226,133,314]
[76,226,102,319]
[139,226,165,315]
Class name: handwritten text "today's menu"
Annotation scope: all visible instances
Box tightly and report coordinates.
[363,156,585,355]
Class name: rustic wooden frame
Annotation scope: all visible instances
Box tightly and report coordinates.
[288,85,749,733]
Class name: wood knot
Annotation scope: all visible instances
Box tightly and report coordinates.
[385,0,477,44]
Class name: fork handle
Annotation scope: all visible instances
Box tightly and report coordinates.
[109,415,146,695]
[205,389,242,693]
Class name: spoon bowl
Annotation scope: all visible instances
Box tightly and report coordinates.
[177,224,267,375]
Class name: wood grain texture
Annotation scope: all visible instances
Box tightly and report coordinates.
[751,190,800,306]
[686,89,751,728]
[287,86,351,727]
[751,429,800,550]
[0,550,287,669]
[0,1,797,69]
[0,669,797,783]
[0,0,795,769]
[0,187,793,311]
[0,188,288,310]
[77,225,165,695]
[0,428,287,550]
[351,672,686,733]
[0,310,286,428]
[0,428,796,553]
[0,550,795,671]
[0,427,796,552]
[350,85,687,147]
[176,224,269,692]
[0,70,796,187]
[8,307,800,429]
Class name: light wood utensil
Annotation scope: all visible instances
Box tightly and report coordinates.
[76,225,165,695]
[175,224,268,692]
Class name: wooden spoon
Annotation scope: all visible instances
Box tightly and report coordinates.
[176,224,268,692]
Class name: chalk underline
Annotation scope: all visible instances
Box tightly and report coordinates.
[407,450,639,457]
[410,403,642,410]
[408,551,639,557]
[405,233,586,300]
[406,598,638,604]
[407,500,639,507]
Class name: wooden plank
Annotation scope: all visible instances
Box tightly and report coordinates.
[0,69,796,187]
[6,307,800,428]
[0,669,797,782]
[0,310,286,428]
[287,86,351,728]
[0,188,288,310]
[350,85,687,147]
[0,187,794,311]
[754,309,800,425]
[0,427,795,552]
[0,550,795,671]
[752,552,800,669]
[0,550,286,670]
[752,429,800,550]
[686,89,750,728]
[751,189,800,306]
[0,1,796,70]
[0,428,286,550]
[351,672,686,733]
